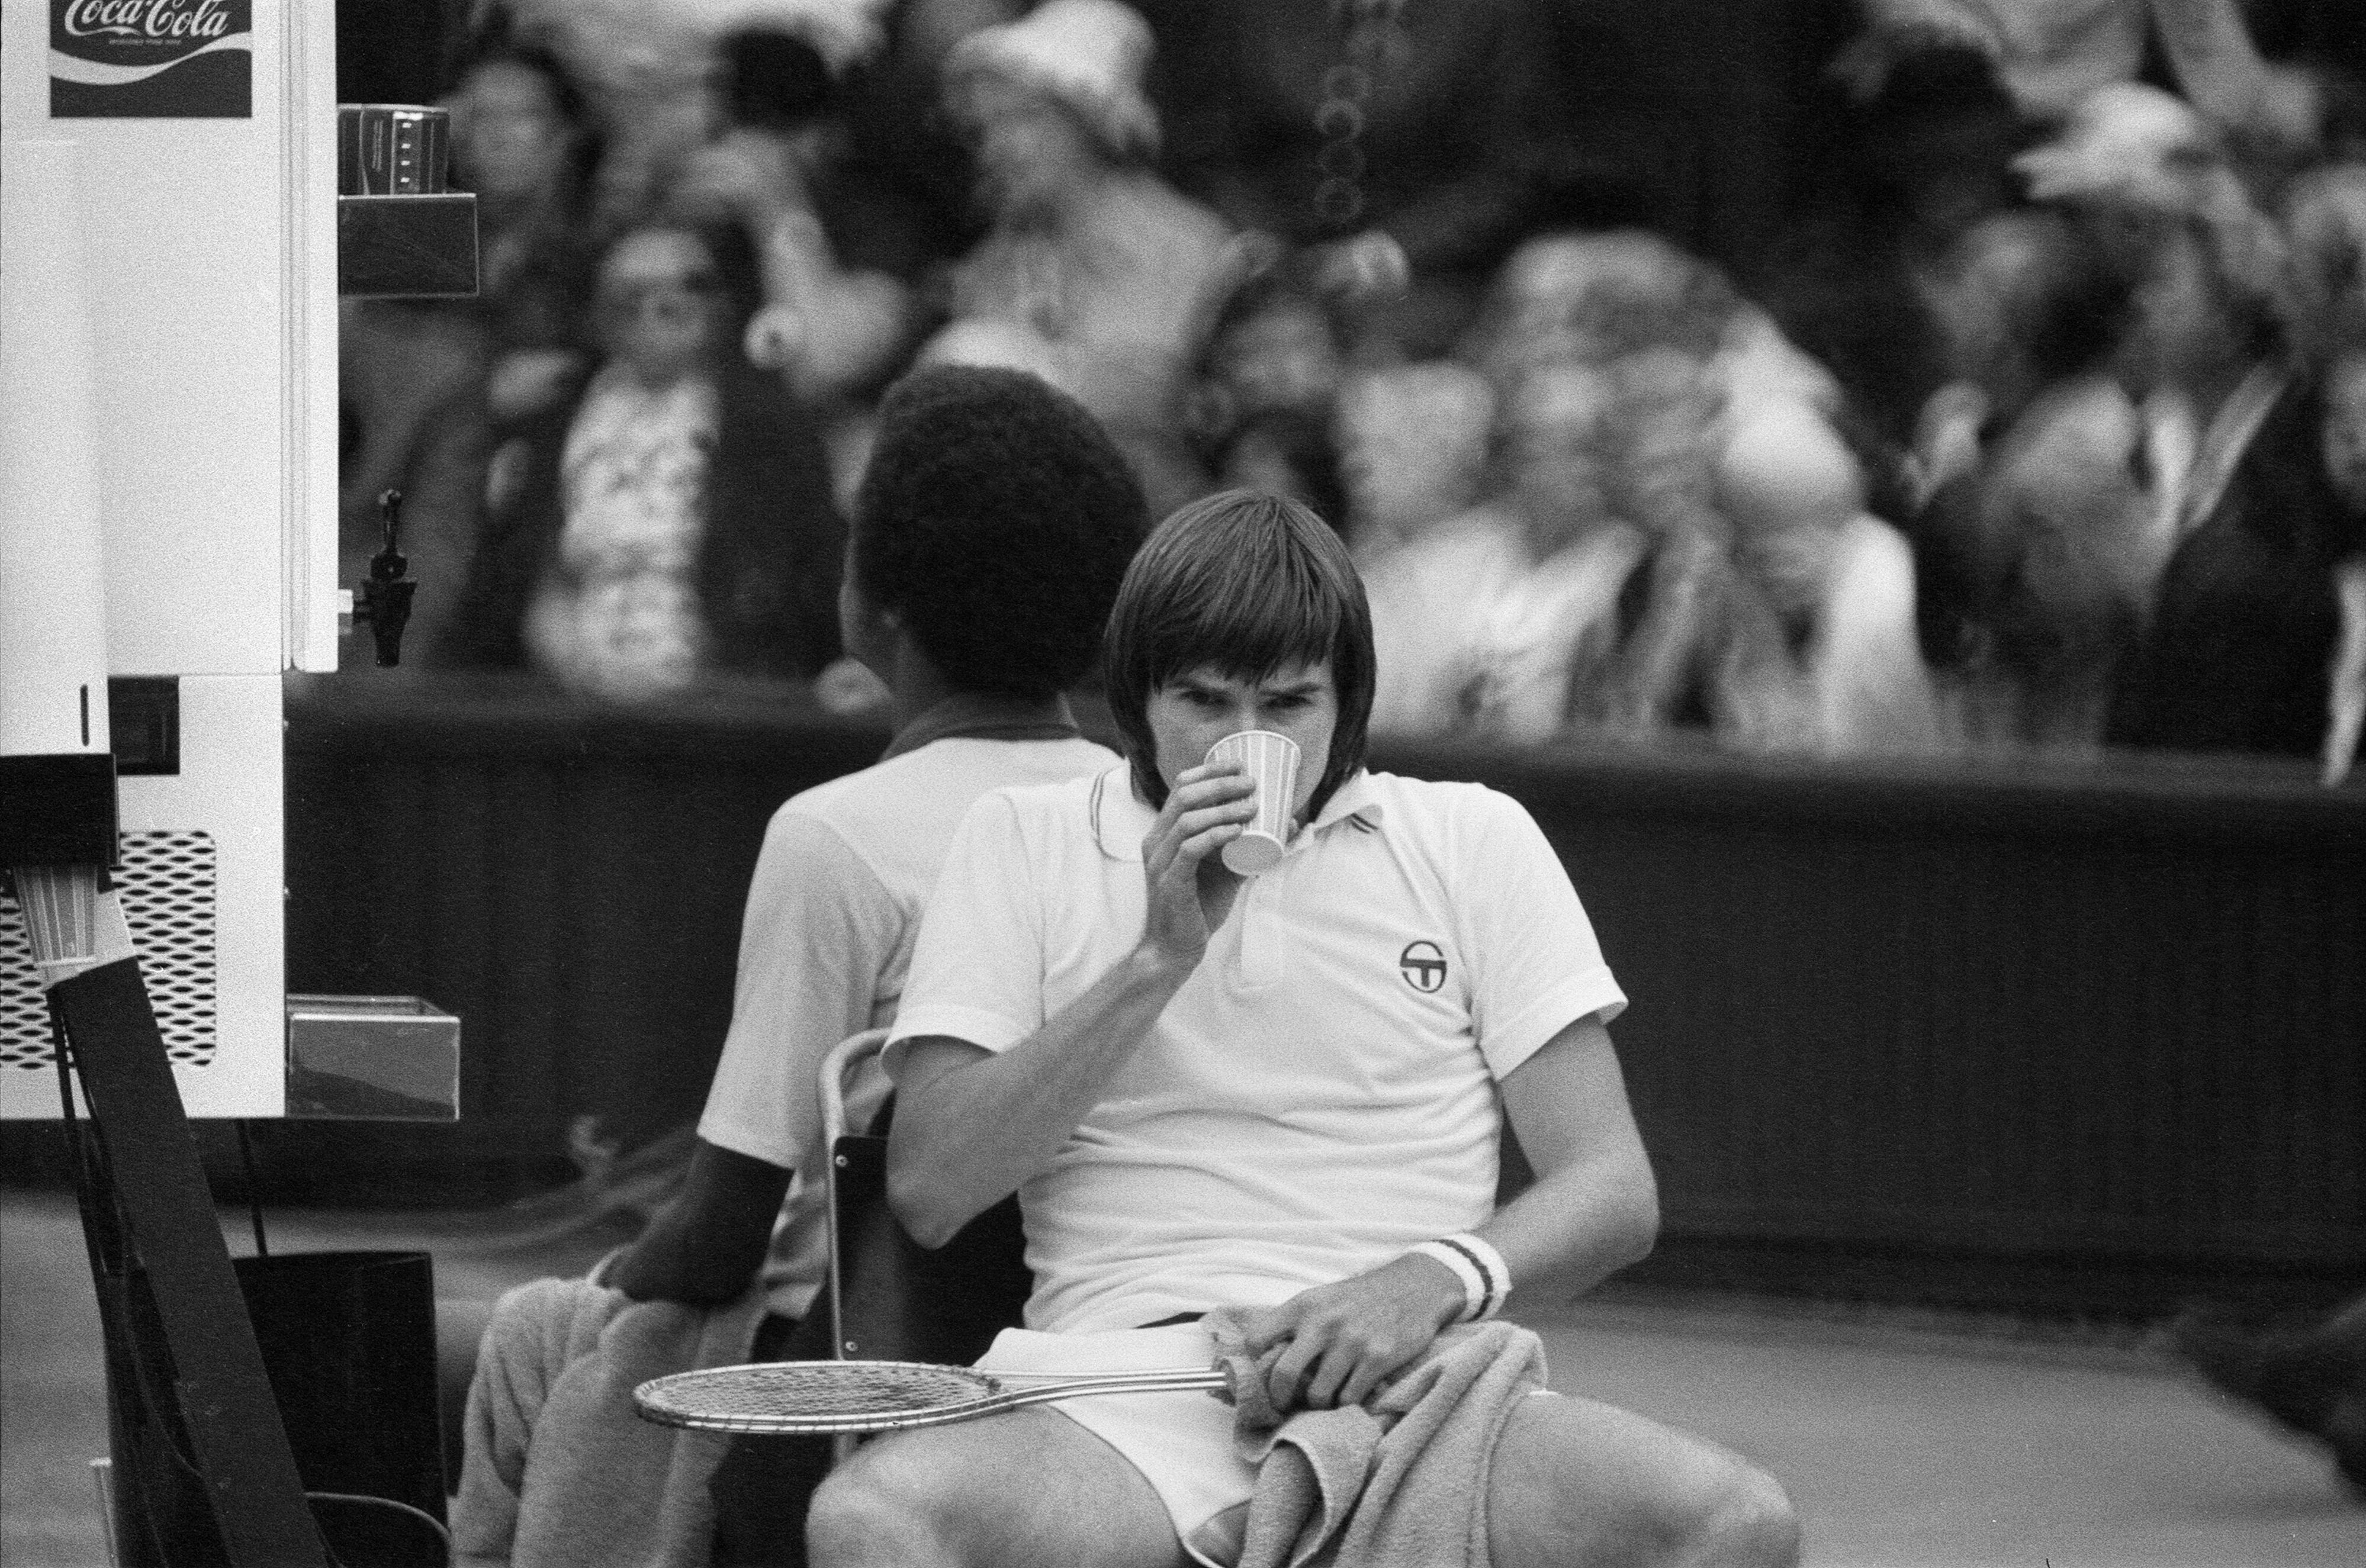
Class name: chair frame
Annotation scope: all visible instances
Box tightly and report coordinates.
[816,1030,1034,1460]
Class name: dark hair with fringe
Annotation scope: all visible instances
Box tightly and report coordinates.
[852,366,1146,699]
[1104,490,1374,815]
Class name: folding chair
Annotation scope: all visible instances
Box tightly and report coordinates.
[692,1035,1039,1564]
[817,1029,1033,1440]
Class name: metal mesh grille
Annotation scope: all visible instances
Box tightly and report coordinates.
[1,832,218,1070]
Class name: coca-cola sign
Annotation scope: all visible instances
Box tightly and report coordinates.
[50,0,252,118]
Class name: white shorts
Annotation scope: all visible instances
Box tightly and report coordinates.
[975,1322,1254,1567]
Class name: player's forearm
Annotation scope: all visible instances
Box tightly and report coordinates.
[609,1142,793,1305]
[1477,1145,1660,1315]
[610,1219,756,1305]
[888,946,1193,1248]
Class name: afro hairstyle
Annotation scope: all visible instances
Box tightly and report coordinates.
[851,366,1147,700]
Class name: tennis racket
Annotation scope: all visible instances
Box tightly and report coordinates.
[633,1358,1233,1435]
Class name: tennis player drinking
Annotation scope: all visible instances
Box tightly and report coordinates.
[808,491,1799,1568]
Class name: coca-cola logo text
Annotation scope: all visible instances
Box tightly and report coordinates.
[59,0,232,42]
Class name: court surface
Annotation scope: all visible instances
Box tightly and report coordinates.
[5,1186,2360,1566]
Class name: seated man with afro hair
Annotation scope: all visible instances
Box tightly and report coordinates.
[452,365,1147,1567]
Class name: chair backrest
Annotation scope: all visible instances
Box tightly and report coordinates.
[821,1033,1033,1367]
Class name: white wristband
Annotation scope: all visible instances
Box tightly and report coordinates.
[1453,1232,1511,1318]
[1408,1234,1509,1322]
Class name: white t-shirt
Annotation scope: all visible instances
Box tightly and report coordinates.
[1364,511,1647,745]
[888,765,1626,1334]
[697,727,1117,1317]
[1362,513,1529,738]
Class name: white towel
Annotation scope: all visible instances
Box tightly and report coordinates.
[451,1275,765,1568]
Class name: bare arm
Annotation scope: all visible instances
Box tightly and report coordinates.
[1484,1013,1660,1309]
[1244,1014,1656,1409]
[888,953,1193,1248]
[886,764,1256,1247]
[607,1139,793,1306]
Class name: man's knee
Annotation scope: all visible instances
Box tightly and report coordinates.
[805,1443,956,1568]
[1574,1448,1799,1568]
[1684,1457,1799,1568]
[806,1412,1181,1568]
[1490,1396,1800,1568]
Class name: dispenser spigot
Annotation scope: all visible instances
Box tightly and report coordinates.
[352,488,417,667]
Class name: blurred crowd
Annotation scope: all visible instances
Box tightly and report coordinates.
[342,0,2366,782]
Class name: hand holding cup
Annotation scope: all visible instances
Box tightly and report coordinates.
[1138,761,1255,970]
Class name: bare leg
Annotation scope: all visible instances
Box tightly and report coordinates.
[1487,1393,1801,1568]
[806,1407,1191,1568]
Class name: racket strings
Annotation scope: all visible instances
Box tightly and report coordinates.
[635,1359,1233,1434]
[650,1361,996,1422]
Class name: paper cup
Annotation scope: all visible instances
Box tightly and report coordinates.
[1206,730,1300,875]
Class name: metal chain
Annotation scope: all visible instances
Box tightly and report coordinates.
[1314,0,1411,233]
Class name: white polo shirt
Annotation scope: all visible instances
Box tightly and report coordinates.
[888,764,1626,1334]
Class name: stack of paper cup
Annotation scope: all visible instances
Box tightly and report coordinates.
[1207,730,1301,876]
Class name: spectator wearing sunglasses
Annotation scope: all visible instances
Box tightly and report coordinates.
[439,220,847,701]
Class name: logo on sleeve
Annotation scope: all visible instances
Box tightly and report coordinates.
[1398,941,1446,993]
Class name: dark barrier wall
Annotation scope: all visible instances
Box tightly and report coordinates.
[281,677,885,1188]
[1408,738,2366,1316]
[278,676,2365,1316]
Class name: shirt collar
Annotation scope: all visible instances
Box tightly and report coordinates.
[1090,765,1385,862]
[1309,769,1384,834]
[880,693,1081,762]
